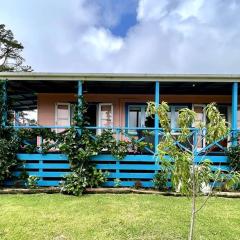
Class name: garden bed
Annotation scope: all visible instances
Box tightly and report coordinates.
[1,187,240,197]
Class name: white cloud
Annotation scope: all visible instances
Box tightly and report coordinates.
[137,0,169,21]
[81,27,123,60]
[0,0,240,73]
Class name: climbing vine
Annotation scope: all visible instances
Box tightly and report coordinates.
[0,81,149,192]
[16,96,149,195]
[58,97,149,195]
[0,80,20,185]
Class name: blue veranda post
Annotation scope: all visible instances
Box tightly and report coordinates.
[1,80,7,127]
[77,80,83,135]
[154,81,160,154]
[232,82,238,146]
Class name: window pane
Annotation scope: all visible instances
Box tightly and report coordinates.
[129,111,137,127]
[57,105,69,120]
[99,105,112,127]
[129,106,141,127]
[193,106,205,149]
[218,106,228,121]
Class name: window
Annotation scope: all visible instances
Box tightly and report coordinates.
[127,105,146,135]
[97,103,113,134]
[55,103,71,132]
[128,105,145,128]
[170,105,189,129]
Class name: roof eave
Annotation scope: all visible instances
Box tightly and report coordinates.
[0,72,240,82]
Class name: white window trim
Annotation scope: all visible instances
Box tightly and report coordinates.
[192,104,206,150]
[97,103,113,134]
[127,104,146,128]
[55,103,71,127]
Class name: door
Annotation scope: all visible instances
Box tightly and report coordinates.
[55,103,71,132]
[97,103,113,134]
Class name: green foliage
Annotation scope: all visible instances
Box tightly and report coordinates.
[114,178,121,187]
[226,145,240,171]
[146,101,238,196]
[0,24,32,72]
[0,137,19,183]
[152,171,169,191]
[0,81,7,127]
[12,96,149,194]
[178,108,196,142]
[147,101,170,132]
[110,140,129,160]
[60,166,109,196]
[17,128,58,153]
[205,103,229,143]
[27,175,40,189]
[59,97,149,195]
[0,81,20,184]
[60,172,88,196]
[87,167,109,188]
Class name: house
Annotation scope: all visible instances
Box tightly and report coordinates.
[1,72,239,187]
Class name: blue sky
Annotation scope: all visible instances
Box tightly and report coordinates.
[1,0,240,73]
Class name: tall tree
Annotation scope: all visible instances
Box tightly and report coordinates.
[0,24,32,72]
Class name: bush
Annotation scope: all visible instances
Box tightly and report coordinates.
[152,171,168,191]
[61,167,108,196]
[0,137,19,184]
[114,178,121,187]
[226,145,240,171]
[60,172,88,196]
[27,175,40,189]
[87,167,108,188]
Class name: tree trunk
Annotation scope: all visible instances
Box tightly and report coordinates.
[189,171,196,240]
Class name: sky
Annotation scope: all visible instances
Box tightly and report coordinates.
[1,0,240,73]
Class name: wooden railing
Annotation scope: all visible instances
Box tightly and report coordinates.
[9,125,239,187]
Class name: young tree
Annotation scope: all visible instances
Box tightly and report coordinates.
[0,24,32,72]
[147,102,240,240]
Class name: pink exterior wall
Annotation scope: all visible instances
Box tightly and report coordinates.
[38,93,233,127]
[38,93,76,126]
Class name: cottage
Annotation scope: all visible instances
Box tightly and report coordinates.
[1,72,239,187]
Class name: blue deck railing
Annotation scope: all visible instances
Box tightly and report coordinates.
[10,125,239,187]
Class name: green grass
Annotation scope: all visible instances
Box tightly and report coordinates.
[0,194,239,240]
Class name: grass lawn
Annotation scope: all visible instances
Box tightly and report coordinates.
[0,194,239,240]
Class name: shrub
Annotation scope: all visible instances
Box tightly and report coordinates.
[27,175,40,189]
[114,178,121,187]
[60,172,88,196]
[87,167,109,188]
[152,171,168,191]
[226,145,240,171]
[0,137,19,185]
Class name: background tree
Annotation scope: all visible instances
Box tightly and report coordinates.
[0,24,32,72]
[147,101,240,240]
